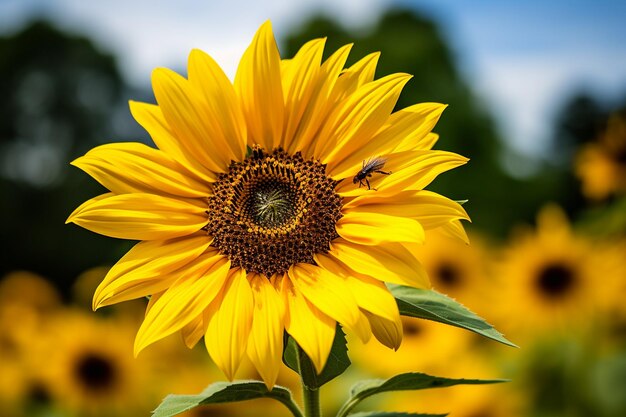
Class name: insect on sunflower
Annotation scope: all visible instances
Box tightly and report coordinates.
[67,21,470,389]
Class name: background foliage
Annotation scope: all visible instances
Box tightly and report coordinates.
[1,6,625,417]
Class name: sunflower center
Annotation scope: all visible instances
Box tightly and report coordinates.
[614,146,626,164]
[244,180,297,228]
[28,382,51,405]
[435,261,461,288]
[74,353,117,391]
[206,147,342,277]
[402,318,423,337]
[536,263,575,298]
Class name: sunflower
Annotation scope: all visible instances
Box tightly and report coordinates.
[67,21,469,387]
[351,316,472,378]
[0,303,40,416]
[29,310,157,416]
[0,270,60,314]
[491,205,615,337]
[576,111,626,200]
[0,273,58,406]
[407,231,491,315]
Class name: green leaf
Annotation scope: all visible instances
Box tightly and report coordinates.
[337,372,506,417]
[349,372,506,396]
[282,324,351,389]
[348,412,447,417]
[388,284,517,347]
[151,380,302,417]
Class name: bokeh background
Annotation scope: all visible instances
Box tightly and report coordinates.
[1,1,625,416]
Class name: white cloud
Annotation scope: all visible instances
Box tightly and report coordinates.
[473,49,626,157]
[0,0,390,84]
[2,0,626,158]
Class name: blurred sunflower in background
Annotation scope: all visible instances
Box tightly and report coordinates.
[66,21,470,387]
[27,310,157,416]
[0,270,61,315]
[576,111,626,200]
[408,231,491,314]
[0,271,61,415]
[351,316,472,377]
[491,205,619,338]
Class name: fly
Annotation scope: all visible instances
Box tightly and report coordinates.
[353,157,391,190]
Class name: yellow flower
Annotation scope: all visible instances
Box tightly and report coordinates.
[0,270,60,313]
[29,310,157,416]
[67,21,469,387]
[0,272,59,393]
[407,231,491,315]
[491,205,614,337]
[576,111,626,200]
[351,316,472,377]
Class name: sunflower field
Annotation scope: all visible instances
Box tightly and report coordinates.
[1,4,625,417]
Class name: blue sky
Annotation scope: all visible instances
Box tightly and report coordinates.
[1,0,625,160]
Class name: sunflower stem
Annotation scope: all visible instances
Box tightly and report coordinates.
[296,345,322,417]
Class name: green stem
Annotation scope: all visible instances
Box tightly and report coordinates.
[296,345,322,417]
[276,396,305,417]
[335,397,359,417]
[302,385,321,417]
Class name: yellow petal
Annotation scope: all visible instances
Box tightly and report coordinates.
[67,192,113,219]
[412,191,470,230]
[72,142,210,197]
[67,193,207,241]
[334,52,381,99]
[291,43,353,157]
[187,49,247,161]
[93,234,212,309]
[288,263,366,342]
[436,219,470,244]
[235,21,284,150]
[204,268,254,380]
[316,73,413,163]
[134,251,230,355]
[314,253,399,323]
[145,291,164,315]
[328,103,447,179]
[395,131,440,153]
[344,189,469,230]
[390,104,446,152]
[280,276,335,374]
[181,315,204,349]
[337,150,468,197]
[336,211,425,245]
[364,310,403,350]
[330,239,430,289]
[152,68,234,172]
[246,273,285,389]
[281,38,326,150]
[353,310,373,343]
[129,101,216,183]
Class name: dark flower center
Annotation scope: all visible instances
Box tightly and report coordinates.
[402,319,423,337]
[206,147,342,276]
[28,382,51,405]
[74,352,117,391]
[434,261,461,288]
[613,146,626,165]
[536,263,576,298]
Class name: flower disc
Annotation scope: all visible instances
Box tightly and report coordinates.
[207,147,342,276]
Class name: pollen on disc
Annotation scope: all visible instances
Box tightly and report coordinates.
[206,147,342,277]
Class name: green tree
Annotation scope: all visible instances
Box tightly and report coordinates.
[0,21,133,292]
